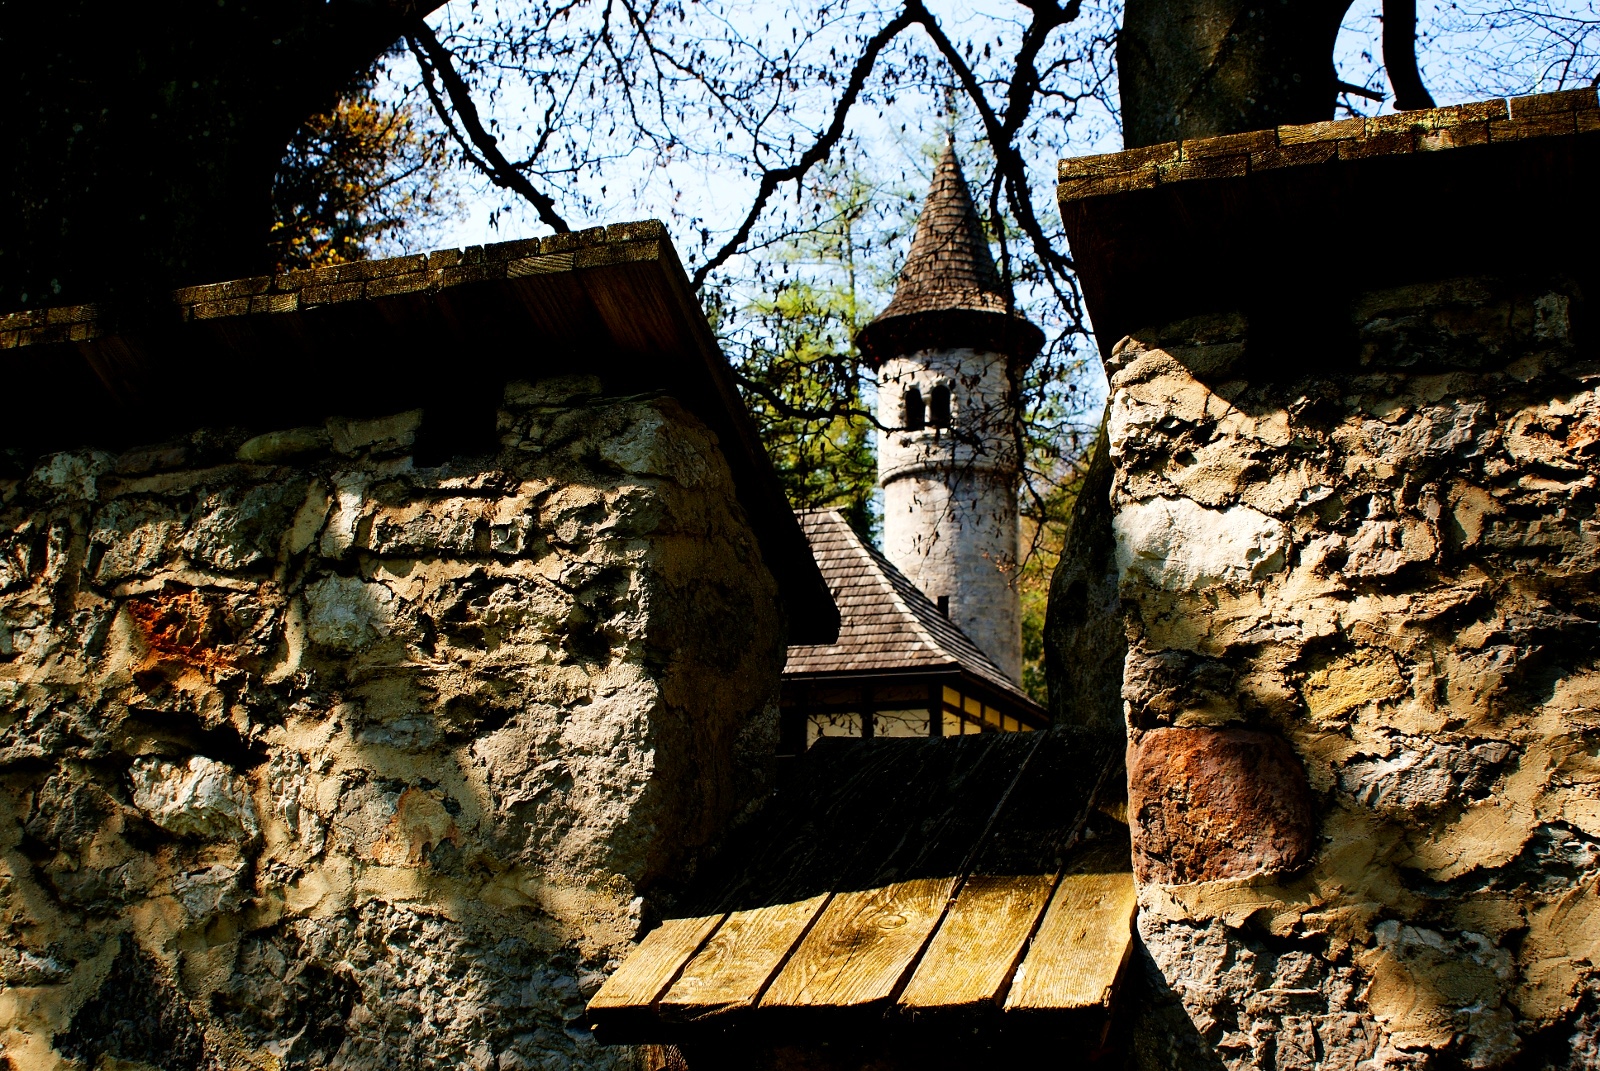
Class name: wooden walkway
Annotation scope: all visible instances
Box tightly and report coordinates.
[588,731,1132,1040]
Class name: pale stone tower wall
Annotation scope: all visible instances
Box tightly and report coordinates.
[859,141,1041,685]
[877,347,1021,680]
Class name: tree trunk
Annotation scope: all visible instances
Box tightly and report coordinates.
[1119,0,1356,148]
[1382,0,1436,110]
[1,0,441,315]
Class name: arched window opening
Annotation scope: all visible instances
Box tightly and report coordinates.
[903,387,925,430]
[929,384,951,428]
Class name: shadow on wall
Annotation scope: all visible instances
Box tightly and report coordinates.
[0,376,784,1070]
[1098,275,1600,1071]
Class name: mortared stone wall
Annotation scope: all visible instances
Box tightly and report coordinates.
[0,375,784,1070]
[1111,277,1600,1070]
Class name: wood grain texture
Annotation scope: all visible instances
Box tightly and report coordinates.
[587,914,724,1012]
[588,732,1130,1029]
[1003,869,1136,1011]
[897,873,1055,1007]
[761,877,956,1008]
[660,894,830,1017]
[970,728,1113,878]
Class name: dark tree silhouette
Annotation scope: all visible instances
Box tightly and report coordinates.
[2,0,443,313]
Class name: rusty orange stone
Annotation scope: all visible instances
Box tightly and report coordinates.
[1127,726,1315,885]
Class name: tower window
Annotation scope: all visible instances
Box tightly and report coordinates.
[903,387,925,431]
[929,385,951,428]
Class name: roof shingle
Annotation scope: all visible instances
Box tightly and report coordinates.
[855,142,1043,361]
[785,510,1035,709]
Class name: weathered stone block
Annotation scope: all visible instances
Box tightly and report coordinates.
[236,424,330,463]
[130,755,260,839]
[1114,496,1287,590]
[326,409,422,456]
[1127,726,1316,884]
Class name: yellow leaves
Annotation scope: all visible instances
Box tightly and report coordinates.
[271,73,453,272]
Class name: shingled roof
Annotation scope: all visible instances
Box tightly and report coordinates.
[785,511,1039,711]
[856,141,1043,362]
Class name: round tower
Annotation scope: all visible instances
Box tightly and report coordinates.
[856,142,1043,683]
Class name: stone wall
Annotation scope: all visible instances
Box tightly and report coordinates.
[878,347,1022,680]
[1044,416,1124,733]
[0,376,785,1070]
[1108,276,1600,1069]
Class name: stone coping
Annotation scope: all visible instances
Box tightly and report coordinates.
[1058,88,1600,202]
[0,219,669,350]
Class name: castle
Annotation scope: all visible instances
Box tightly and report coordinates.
[858,139,1044,684]
[776,142,1050,750]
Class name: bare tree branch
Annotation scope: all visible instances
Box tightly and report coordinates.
[908,2,1078,291]
[690,6,920,290]
[1383,0,1437,109]
[408,21,571,233]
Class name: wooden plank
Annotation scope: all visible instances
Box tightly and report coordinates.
[761,877,956,1008]
[897,873,1056,1008]
[587,914,724,1012]
[837,734,1037,890]
[659,894,831,1017]
[1003,868,1136,1011]
[684,741,911,913]
[969,728,1116,878]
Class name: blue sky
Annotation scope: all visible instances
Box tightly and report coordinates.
[377,0,1596,454]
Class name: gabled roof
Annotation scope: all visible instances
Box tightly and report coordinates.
[587,730,1130,1040]
[855,141,1043,362]
[785,511,1039,711]
[0,221,838,644]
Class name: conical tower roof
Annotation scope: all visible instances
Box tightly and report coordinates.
[856,141,1043,362]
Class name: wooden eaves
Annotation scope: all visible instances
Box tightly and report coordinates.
[1056,87,1600,363]
[0,221,838,644]
[783,510,1045,727]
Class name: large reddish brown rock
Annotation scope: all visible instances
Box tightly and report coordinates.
[1127,727,1316,884]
